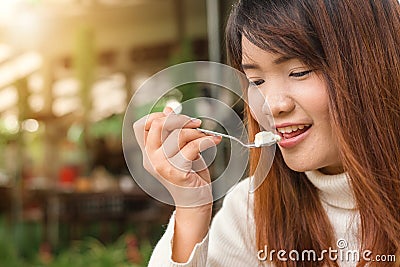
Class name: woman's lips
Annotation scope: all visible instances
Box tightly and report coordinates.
[277,126,312,149]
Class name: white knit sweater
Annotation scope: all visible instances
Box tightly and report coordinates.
[148,170,360,266]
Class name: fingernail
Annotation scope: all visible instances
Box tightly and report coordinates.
[163,106,174,115]
[191,118,202,124]
[213,136,222,142]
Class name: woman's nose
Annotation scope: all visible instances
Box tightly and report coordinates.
[262,92,295,117]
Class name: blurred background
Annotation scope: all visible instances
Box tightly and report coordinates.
[0,0,238,266]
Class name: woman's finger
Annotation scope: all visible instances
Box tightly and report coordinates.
[146,115,202,151]
[164,136,220,175]
[133,112,165,150]
[162,129,206,158]
[192,155,211,183]
[181,136,222,161]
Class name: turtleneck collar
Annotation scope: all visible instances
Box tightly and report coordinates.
[305,170,356,210]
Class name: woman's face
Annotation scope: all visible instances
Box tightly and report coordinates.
[242,37,343,175]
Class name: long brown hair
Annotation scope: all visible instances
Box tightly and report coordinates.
[226,0,400,266]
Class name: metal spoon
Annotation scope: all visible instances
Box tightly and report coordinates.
[196,128,279,148]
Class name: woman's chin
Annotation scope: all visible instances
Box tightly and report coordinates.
[281,156,317,173]
[283,160,344,175]
[284,162,310,173]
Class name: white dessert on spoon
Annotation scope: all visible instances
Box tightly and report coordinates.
[254,131,282,147]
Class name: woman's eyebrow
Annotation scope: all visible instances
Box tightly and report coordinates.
[242,56,295,70]
[241,63,260,70]
[273,56,295,65]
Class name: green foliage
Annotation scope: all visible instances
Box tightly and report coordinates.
[48,237,129,267]
[0,219,28,267]
[88,114,123,139]
[44,235,152,267]
[0,217,154,267]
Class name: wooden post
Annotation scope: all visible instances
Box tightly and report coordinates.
[73,25,96,175]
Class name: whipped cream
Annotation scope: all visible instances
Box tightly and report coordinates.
[254,131,281,147]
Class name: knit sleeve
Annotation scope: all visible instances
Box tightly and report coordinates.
[147,211,209,267]
[147,178,257,267]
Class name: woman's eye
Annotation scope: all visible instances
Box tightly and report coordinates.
[250,79,265,86]
[289,70,313,78]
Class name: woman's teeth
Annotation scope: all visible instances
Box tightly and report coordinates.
[277,124,310,134]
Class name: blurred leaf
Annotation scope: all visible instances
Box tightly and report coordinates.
[89,114,123,138]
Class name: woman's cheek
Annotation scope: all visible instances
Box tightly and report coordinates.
[248,88,274,130]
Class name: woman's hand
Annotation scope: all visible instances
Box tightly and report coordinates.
[133,106,221,207]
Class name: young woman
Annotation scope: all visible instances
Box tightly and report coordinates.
[134,0,400,266]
